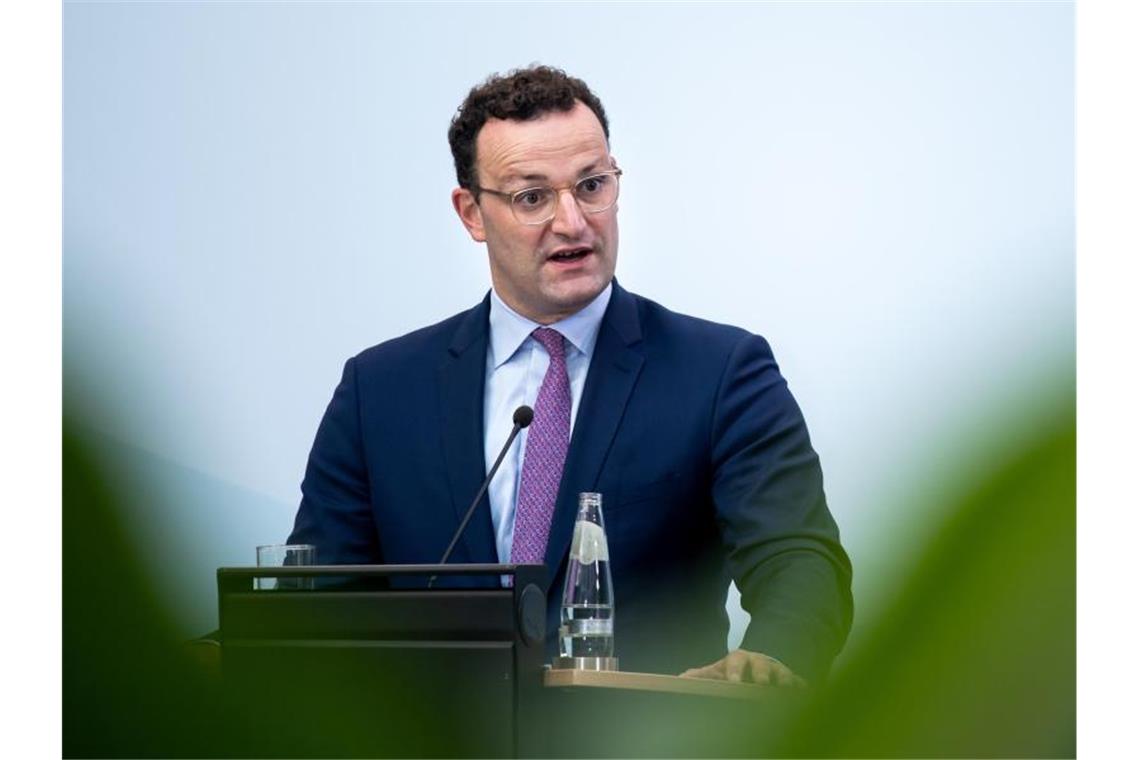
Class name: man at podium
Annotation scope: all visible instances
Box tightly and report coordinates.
[288,65,853,685]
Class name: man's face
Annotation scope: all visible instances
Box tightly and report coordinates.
[452,101,619,325]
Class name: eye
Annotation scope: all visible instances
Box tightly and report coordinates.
[577,174,610,197]
[514,188,551,208]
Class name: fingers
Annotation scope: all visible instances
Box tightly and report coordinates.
[760,655,807,689]
[679,660,724,679]
[723,650,750,683]
[680,650,808,688]
[771,661,808,688]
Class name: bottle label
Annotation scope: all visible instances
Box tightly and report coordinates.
[569,520,610,564]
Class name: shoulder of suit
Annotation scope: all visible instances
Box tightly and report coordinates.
[350,301,483,370]
[624,288,768,353]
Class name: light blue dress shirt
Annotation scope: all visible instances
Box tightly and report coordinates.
[483,282,613,566]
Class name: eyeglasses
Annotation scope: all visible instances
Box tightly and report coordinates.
[474,168,623,226]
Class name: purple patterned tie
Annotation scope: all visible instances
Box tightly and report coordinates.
[511,327,571,566]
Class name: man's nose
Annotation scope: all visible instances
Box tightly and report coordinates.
[549,188,588,237]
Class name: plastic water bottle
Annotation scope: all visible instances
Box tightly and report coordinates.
[559,492,615,659]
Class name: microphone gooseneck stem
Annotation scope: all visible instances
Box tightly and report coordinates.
[428,413,529,588]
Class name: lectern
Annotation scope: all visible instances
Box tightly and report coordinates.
[216,563,547,757]
[215,563,789,758]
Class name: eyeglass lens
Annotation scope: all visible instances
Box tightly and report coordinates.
[512,173,619,224]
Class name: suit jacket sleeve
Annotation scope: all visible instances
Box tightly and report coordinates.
[288,356,383,564]
[710,333,853,682]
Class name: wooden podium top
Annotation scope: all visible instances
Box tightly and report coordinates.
[543,667,771,701]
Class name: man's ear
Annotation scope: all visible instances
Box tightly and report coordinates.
[452,187,486,243]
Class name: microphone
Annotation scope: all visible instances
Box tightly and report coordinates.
[429,405,534,587]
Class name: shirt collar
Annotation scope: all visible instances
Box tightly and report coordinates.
[488,282,613,369]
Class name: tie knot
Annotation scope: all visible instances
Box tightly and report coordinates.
[532,327,566,361]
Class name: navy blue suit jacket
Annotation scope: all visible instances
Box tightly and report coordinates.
[289,281,852,680]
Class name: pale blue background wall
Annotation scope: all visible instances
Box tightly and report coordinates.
[64,1,1073,648]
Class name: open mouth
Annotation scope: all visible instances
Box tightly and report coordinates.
[548,247,592,263]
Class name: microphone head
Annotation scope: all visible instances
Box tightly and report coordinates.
[513,405,535,428]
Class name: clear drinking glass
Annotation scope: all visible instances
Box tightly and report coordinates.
[559,492,616,663]
[255,544,316,590]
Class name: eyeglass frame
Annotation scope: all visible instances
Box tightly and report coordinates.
[471,168,623,226]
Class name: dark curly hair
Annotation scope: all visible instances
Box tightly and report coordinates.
[448,65,610,193]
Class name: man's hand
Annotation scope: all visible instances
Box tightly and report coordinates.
[680,648,807,687]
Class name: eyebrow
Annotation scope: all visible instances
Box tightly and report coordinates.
[503,161,605,186]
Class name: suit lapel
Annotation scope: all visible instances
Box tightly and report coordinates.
[437,294,499,569]
[544,282,644,572]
